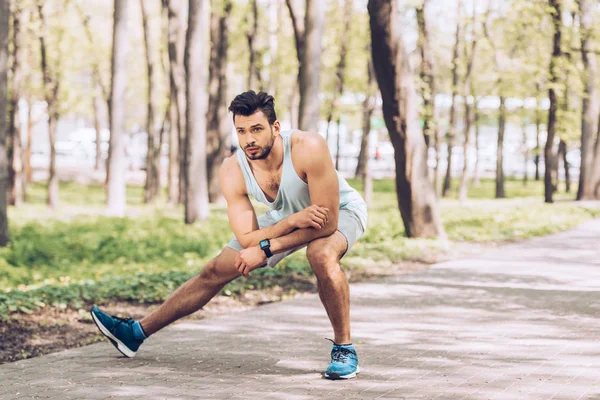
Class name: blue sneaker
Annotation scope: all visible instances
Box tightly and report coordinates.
[90,306,144,358]
[324,342,360,380]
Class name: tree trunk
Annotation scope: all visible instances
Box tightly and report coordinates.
[577,0,599,200]
[545,0,561,203]
[534,94,542,181]
[93,85,103,171]
[287,0,324,131]
[24,100,32,184]
[355,56,376,179]
[38,2,60,209]
[473,96,481,187]
[416,0,436,148]
[522,118,528,186]
[141,0,160,203]
[8,3,22,206]
[496,94,506,198]
[458,9,478,202]
[47,114,59,209]
[184,0,210,223]
[442,1,462,198]
[559,139,570,192]
[0,0,10,245]
[324,0,352,145]
[164,0,187,204]
[368,0,445,239]
[206,0,231,203]
[106,0,129,216]
[267,0,279,96]
[247,0,258,90]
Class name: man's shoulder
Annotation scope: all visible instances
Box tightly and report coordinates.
[220,155,247,195]
[290,130,327,152]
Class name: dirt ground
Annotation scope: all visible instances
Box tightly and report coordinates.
[0,243,493,365]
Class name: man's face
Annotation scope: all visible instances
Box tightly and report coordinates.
[234,111,280,160]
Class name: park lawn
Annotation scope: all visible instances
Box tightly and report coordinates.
[0,178,597,319]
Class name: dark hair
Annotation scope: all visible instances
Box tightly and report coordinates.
[228,91,277,125]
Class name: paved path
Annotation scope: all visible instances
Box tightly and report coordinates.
[1,220,599,399]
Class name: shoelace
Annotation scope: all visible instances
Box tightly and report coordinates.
[332,347,355,363]
[111,315,134,332]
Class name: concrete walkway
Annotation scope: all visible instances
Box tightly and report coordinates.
[1,220,599,400]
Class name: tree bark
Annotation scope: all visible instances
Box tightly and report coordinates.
[184,0,210,223]
[458,6,478,202]
[246,0,259,90]
[206,0,232,203]
[93,85,103,171]
[141,0,161,203]
[368,0,445,239]
[442,1,462,198]
[416,0,436,149]
[24,100,32,184]
[106,0,129,216]
[0,0,10,245]
[577,0,599,200]
[8,3,23,206]
[324,0,352,144]
[287,0,324,131]
[472,96,481,187]
[559,139,570,192]
[267,0,280,96]
[496,94,506,198]
[545,0,561,203]
[38,1,60,209]
[534,94,542,181]
[164,0,187,204]
[355,56,376,179]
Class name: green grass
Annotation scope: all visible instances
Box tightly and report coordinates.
[1,177,597,319]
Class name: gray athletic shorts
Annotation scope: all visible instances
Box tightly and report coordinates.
[226,206,368,268]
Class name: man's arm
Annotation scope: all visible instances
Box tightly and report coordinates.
[220,159,297,249]
[269,133,340,255]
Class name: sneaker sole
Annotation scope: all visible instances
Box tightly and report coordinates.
[325,365,360,380]
[90,311,137,358]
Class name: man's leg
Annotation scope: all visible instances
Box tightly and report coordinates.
[140,247,242,336]
[306,232,350,345]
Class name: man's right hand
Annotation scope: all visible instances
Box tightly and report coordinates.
[289,205,329,229]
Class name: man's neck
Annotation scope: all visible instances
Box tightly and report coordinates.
[247,136,284,172]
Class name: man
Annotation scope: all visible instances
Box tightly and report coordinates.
[91,91,368,380]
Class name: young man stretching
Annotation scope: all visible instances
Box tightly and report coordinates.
[91,91,368,380]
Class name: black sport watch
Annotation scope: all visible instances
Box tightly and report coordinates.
[259,239,273,258]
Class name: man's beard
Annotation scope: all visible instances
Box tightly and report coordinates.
[245,131,275,160]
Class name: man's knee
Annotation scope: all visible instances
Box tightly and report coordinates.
[199,257,231,287]
[306,245,339,277]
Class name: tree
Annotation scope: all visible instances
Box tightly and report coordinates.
[7,2,23,206]
[206,0,232,203]
[106,0,129,216]
[545,0,561,203]
[355,54,376,180]
[37,1,64,210]
[442,0,462,198]
[0,0,9,246]
[246,0,263,91]
[164,0,187,204]
[577,0,600,200]
[141,0,162,203]
[458,3,479,201]
[323,0,352,170]
[286,0,324,131]
[184,0,210,223]
[416,0,436,149]
[368,0,445,238]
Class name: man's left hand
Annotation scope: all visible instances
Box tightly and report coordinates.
[235,246,267,278]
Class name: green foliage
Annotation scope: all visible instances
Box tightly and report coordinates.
[2,179,598,320]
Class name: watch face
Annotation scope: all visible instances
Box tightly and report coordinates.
[260,239,269,248]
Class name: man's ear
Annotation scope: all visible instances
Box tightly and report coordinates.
[272,121,281,136]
